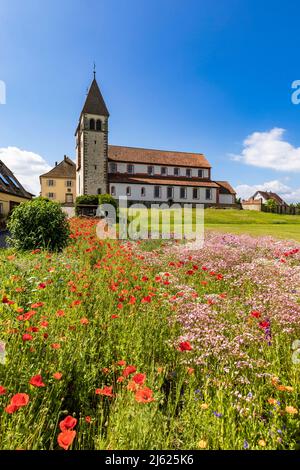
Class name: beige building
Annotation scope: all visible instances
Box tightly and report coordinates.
[0,160,33,223]
[40,156,76,205]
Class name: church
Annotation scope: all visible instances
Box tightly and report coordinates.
[41,74,236,207]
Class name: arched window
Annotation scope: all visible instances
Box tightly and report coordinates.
[96,119,102,131]
[126,186,131,196]
[90,119,95,130]
[111,186,116,196]
[97,188,101,195]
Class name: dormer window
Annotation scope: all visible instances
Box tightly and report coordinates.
[127,164,134,174]
[161,167,167,176]
[186,169,192,177]
[89,119,95,130]
[198,169,203,178]
[174,167,180,176]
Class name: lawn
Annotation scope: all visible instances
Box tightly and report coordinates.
[205,209,300,242]
[0,217,300,450]
[121,207,300,242]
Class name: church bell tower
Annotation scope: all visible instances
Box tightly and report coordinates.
[75,70,109,196]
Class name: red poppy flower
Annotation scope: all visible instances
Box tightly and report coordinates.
[11,393,29,408]
[38,283,46,289]
[0,386,7,395]
[95,385,114,397]
[59,415,77,432]
[22,334,33,342]
[56,310,65,317]
[132,373,146,385]
[29,374,46,387]
[5,404,18,414]
[51,343,60,349]
[53,372,62,380]
[111,314,119,319]
[122,365,137,377]
[251,310,261,318]
[117,360,126,366]
[31,302,44,308]
[80,317,89,325]
[57,430,76,450]
[259,320,270,329]
[135,387,155,403]
[141,295,151,303]
[178,341,193,351]
[85,416,91,423]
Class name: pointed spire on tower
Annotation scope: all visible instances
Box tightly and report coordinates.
[81,73,109,117]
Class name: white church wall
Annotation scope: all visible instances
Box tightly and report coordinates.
[109,183,218,204]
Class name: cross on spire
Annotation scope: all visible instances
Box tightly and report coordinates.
[93,62,96,79]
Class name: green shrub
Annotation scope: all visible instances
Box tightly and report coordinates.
[76,195,99,206]
[7,197,70,251]
[98,193,117,211]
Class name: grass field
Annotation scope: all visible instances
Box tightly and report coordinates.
[122,208,300,242]
[204,209,300,242]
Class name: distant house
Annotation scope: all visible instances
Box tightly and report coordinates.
[40,156,76,205]
[242,191,289,212]
[0,160,33,221]
[252,191,288,207]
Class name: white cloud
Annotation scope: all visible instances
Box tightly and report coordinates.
[236,180,300,203]
[0,146,51,195]
[232,128,300,171]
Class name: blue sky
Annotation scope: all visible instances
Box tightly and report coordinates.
[1,0,300,199]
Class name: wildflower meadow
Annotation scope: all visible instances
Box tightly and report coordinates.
[0,217,300,450]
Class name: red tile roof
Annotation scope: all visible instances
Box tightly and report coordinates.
[216,181,236,195]
[108,145,211,168]
[109,175,219,187]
